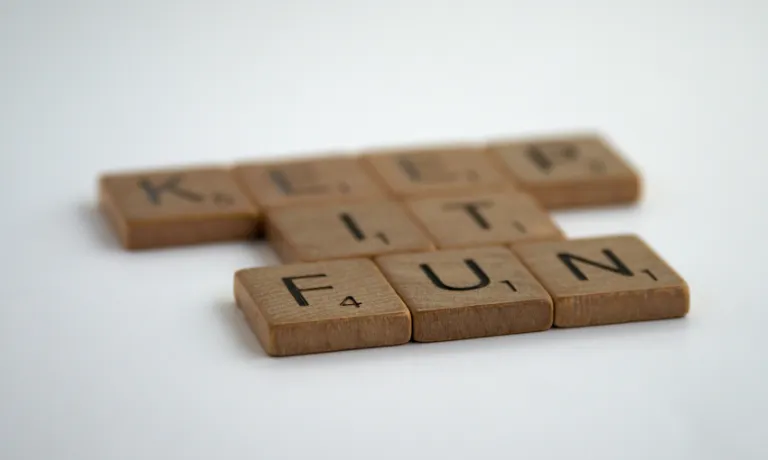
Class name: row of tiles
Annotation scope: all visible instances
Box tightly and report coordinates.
[99,133,640,249]
[268,193,560,262]
[235,235,689,357]
[104,190,564,259]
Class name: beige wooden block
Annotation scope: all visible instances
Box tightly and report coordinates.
[363,144,511,198]
[487,134,641,208]
[375,246,553,342]
[267,200,435,262]
[99,167,259,249]
[234,155,388,208]
[234,259,411,356]
[513,235,688,327]
[405,191,564,249]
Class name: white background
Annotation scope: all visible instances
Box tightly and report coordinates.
[1,1,767,459]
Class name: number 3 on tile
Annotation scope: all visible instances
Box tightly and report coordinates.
[340,296,362,308]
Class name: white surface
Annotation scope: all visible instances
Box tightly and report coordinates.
[1,1,767,459]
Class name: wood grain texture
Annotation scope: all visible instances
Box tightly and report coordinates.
[267,200,435,263]
[375,246,552,342]
[362,144,511,198]
[487,134,641,209]
[99,167,259,249]
[405,191,564,249]
[513,235,688,327]
[234,155,388,208]
[234,259,411,356]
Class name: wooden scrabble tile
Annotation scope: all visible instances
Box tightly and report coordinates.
[234,258,411,356]
[99,167,259,249]
[234,155,388,208]
[405,191,564,249]
[487,134,641,208]
[363,144,510,198]
[513,235,688,327]
[375,246,553,342]
[267,200,435,262]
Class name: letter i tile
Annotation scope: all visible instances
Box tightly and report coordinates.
[267,200,435,262]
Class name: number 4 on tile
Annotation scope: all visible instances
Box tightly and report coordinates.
[340,296,362,308]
